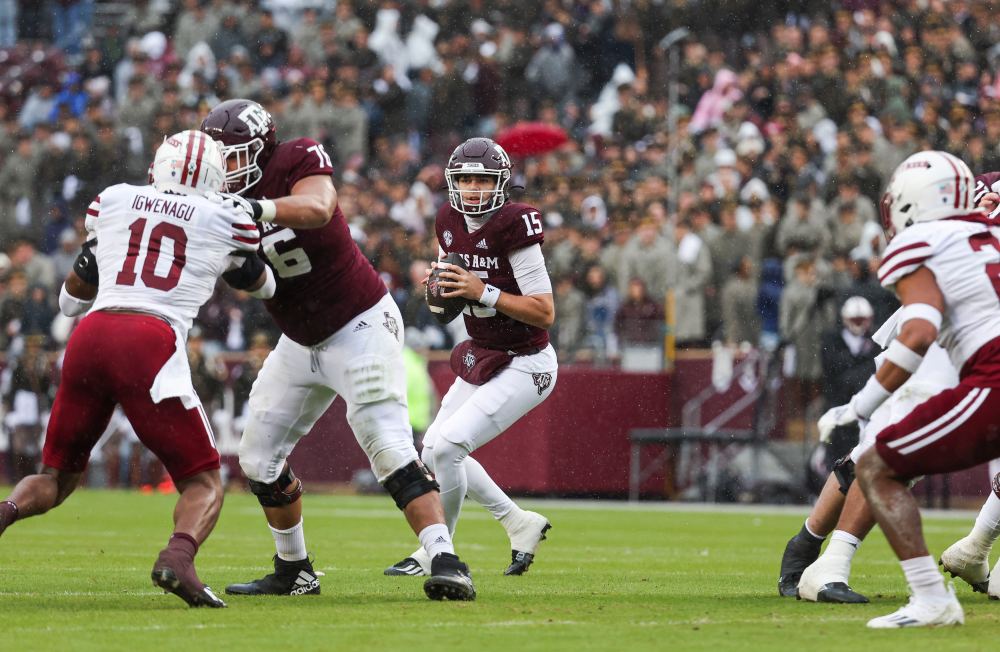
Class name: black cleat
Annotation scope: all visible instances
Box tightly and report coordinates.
[505,522,551,576]
[808,582,869,604]
[384,556,429,576]
[505,550,537,576]
[423,553,476,601]
[225,555,320,596]
[151,551,226,608]
[778,530,823,597]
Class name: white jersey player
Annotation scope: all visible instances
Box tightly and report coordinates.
[793,310,958,604]
[825,150,1000,629]
[0,131,275,609]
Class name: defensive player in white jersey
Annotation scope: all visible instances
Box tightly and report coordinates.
[791,317,958,603]
[384,138,557,577]
[823,150,1000,628]
[0,131,275,608]
[934,195,1000,600]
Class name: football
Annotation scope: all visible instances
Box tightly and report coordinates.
[426,252,468,324]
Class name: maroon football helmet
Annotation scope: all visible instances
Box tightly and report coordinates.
[445,137,512,215]
[200,99,277,194]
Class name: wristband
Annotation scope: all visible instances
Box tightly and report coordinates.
[479,284,501,308]
[884,339,924,373]
[59,283,94,317]
[257,199,277,223]
[850,376,893,421]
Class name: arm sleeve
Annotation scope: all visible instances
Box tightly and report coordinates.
[509,244,552,296]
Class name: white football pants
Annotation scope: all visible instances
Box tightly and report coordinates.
[421,345,557,535]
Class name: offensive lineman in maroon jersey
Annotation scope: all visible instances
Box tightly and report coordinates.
[200,99,475,601]
[384,138,557,577]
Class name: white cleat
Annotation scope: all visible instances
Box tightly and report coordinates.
[867,585,964,629]
[797,555,868,603]
[502,510,551,575]
[384,546,432,576]
[939,536,990,594]
[506,510,551,554]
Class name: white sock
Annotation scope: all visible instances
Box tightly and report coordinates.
[970,492,1000,551]
[900,555,949,602]
[418,523,454,558]
[433,440,469,535]
[464,455,517,520]
[270,518,307,562]
[826,530,861,567]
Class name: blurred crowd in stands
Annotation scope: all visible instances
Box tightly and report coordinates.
[2,0,998,479]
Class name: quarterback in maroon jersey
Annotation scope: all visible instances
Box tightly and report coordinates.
[385,137,558,578]
[201,99,474,601]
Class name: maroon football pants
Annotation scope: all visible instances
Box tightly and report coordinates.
[43,311,219,481]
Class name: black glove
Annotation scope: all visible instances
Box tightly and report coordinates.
[73,239,99,286]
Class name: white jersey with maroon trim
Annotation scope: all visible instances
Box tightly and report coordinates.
[87,183,259,333]
[879,214,1000,371]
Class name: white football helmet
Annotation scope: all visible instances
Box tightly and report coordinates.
[880,150,978,238]
[840,296,873,336]
[150,130,226,196]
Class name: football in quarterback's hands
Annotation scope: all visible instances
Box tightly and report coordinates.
[426,252,468,324]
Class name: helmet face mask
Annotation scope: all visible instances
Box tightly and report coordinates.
[445,138,512,215]
[200,99,277,195]
[880,150,976,240]
[219,137,266,194]
[150,130,226,195]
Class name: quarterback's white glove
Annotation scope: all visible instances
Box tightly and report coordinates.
[818,403,858,443]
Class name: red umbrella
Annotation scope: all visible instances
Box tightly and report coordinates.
[494,122,569,157]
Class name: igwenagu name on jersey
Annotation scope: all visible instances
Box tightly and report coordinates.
[130,194,197,221]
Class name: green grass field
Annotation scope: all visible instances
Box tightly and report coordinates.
[2,489,999,651]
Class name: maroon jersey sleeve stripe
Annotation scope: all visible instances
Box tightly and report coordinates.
[880,240,930,267]
[231,223,258,230]
[878,255,930,284]
[86,208,99,217]
[233,235,260,244]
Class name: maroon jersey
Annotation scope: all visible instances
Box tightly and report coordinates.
[247,138,386,345]
[974,171,1000,205]
[435,201,550,353]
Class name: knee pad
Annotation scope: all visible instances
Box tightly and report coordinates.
[248,465,303,507]
[382,460,438,510]
[832,455,855,495]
